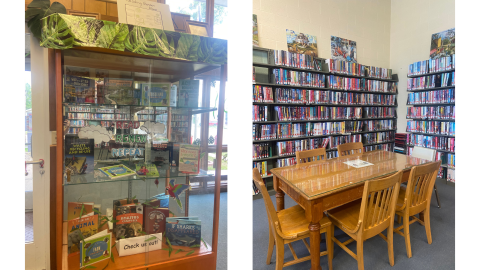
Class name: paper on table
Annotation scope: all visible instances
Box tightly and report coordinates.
[117,0,175,31]
[343,159,374,168]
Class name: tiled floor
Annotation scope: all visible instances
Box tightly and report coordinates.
[25,212,34,243]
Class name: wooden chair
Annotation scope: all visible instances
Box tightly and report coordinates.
[410,146,441,208]
[327,170,403,270]
[252,169,333,270]
[296,148,327,164]
[393,161,441,258]
[337,142,364,157]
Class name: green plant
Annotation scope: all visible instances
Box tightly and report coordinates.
[25,0,67,40]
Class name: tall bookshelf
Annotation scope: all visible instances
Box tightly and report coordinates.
[252,47,399,197]
[405,59,457,185]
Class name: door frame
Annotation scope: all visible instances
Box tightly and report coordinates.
[25,29,51,270]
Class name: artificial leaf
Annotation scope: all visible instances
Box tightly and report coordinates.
[26,0,67,39]
[190,244,200,248]
[111,219,119,223]
[185,250,195,256]
[200,152,206,159]
[101,261,110,270]
[168,247,172,257]
[28,0,50,9]
[201,238,208,248]
[110,253,115,263]
[166,237,173,249]
[144,236,157,242]
[79,204,85,219]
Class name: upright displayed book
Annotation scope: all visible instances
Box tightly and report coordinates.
[142,83,176,106]
[114,203,144,239]
[179,144,201,174]
[104,78,137,105]
[67,214,99,255]
[98,165,136,179]
[165,217,201,247]
[178,79,200,108]
[64,75,95,103]
[64,138,94,176]
[67,202,94,220]
[79,229,111,267]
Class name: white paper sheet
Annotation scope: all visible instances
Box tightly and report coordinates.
[117,0,175,31]
[343,159,374,168]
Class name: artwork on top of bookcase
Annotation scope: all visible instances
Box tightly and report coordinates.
[286,29,318,57]
[116,0,175,31]
[430,28,455,59]
[253,14,259,47]
[331,36,357,63]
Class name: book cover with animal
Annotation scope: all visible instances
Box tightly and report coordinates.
[178,144,200,174]
[142,83,172,106]
[286,29,318,57]
[104,78,137,105]
[79,229,111,267]
[144,206,169,234]
[64,137,94,176]
[178,79,200,108]
[98,164,136,179]
[135,163,160,177]
[115,203,144,239]
[64,75,95,103]
[67,202,94,220]
[112,198,139,231]
[67,214,99,255]
[165,217,201,247]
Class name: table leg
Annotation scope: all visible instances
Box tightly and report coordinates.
[273,175,285,211]
[306,201,323,270]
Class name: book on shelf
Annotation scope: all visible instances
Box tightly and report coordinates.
[135,163,160,177]
[447,168,455,183]
[178,144,200,174]
[67,202,94,220]
[253,143,273,159]
[273,106,363,121]
[143,203,169,234]
[178,79,200,108]
[253,105,269,122]
[406,120,455,136]
[253,161,269,177]
[98,164,136,179]
[407,89,454,105]
[406,134,455,152]
[253,85,274,103]
[365,66,392,80]
[273,50,321,70]
[114,203,144,239]
[406,105,455,119]
[104,78,138,105]
[79,229,111,267]
[408,55,454,76]
[272,68,326,87]
[325,59,364,76]
[64,75,96,103]
[64,138,94,176]
[67,213,99,255]
[141,83,174,106]
[165,217,201,247]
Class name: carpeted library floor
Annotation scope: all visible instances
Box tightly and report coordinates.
[252,180,455,270]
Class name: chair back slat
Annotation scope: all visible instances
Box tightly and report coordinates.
[252,168,281,231]
[296,148,327,164]
[405,161,441,209]
[337,142,364,157]
[359,171,402,233]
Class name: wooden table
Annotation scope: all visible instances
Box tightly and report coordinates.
[270,150,433,270]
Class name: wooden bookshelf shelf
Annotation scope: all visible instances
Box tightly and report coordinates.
[407,68,455,78]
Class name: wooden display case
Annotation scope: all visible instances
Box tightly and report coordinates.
[44,14,227,270]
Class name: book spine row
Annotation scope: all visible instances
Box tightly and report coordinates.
[364,107,396,118]
[276,138,329,156]
[326,59,365,76]
[68,106,92,112]
[327,75,363,90]
[252,124,276,141]
[329,135,362,149]
[406,105,455,119]
[366,66,393,80]
[253,143,273,160]
[362,131,395,144]
[253,105,269,122]
[406,120,455,136]
[407,72,454,90]
[69,120,87,127]
[274,88,330,104]
[366,80,398,93]
[407,89,455,104]
[273,50,321,70]
[67,127,82,134]
[276,157,297,168]
[253,85,274,103]
[274,106,363,121]
[364,120,395,131]
[364,143,393,152]
[253,161,268,177]
[406,134,455,152]
[273,68,326,87]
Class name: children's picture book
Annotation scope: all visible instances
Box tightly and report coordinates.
[331,36,357,63]
[79,229,111,267]
[178,79,200,108]
[112,198,139,230]
[104,78,136,105]
[67,202,94,220]
[135,163,160,177]
[144,206,169,234]
[64,75,95,103]
[142,84,172,106]
[178,144,201,174]
[114,203,144,239]
[286,29,318,57]
[65,138,94,176]
[430,28,455,59]
[165,217,201,247]
[67,214,99,255]
[98,165,136,179]
[253,14,259,47]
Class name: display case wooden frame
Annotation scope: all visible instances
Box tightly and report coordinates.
[51,46,227,270]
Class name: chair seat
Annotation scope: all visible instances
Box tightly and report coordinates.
[277,205,331,237]
[327,200,362,231]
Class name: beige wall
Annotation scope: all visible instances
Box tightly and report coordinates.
[390,0,455,133]
[253,0,392,68]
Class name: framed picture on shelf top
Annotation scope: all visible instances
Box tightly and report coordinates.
[187,20,210,37]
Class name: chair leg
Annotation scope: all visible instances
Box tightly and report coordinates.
[327,225,334,270]
[275,239,284,270]
[434,183,441,208]
[266,228,275,265]
[425,209,433,244]
[388,223,395,266]
[357,240,364,270]
[403,214,412,258]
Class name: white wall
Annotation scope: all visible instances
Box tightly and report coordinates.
[390,0,455,132]
[253,0,392,68]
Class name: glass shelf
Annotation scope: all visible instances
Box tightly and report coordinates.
[63,103,217,115]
